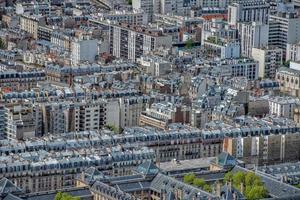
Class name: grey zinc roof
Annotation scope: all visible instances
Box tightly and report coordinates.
[150,173,217,199]
[25,188,92,200]
[3,194,23,200]
[0,178,22,195]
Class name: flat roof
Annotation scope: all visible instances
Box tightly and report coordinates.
[159,157,215,172]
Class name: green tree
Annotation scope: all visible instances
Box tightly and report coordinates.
[245,172,261,187]
[105,124,120,134]
[0,38,6,49]
[185,39,193,49]
[224,171,268,199]
[203,184,212,193]
[224,171,233,183]
[245,185,268,200]
[295,184,300,189]
[193,178,205,188]
[283,60,291,68]
[183,173,196,184]
[232,171,245,189]
[55,192,80,200]
[128,0,132,5]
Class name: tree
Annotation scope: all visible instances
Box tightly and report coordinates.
[105,124,120,134]
[183,173,196,184]
[0,38,6,49]
[185,39,193,49]
[128,0,132,5]
[224,171,233,183]
[203,184,212,193]
[245,185,268,200]
[232,171,245,189]
[283,60,291,68]
[55,192,80,200]
[224,171,268,200]
[245,172,261,187]
[193,178,205,188]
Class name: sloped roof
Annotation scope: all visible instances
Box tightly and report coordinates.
[3,193,23,200]
[135,161,160,177]
[232,165,300,198]
[83,167,106,183]
[221,185,245,200]
[166,191,176,200]
[0,178,22,195]
[216,152,237,167]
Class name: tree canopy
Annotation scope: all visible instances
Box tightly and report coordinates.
[55,192,80,200]
[185,39,194,49]
[183,172,196,184]
[224,171,268,200]
[105,124,120,134]
[183,173,212,192]
[193,177,205,188]
[0,38,6,49]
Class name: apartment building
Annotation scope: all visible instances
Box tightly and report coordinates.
[0,70,45,91]
[158,0,184,15]
[216,59,259,80]
[286,42,300,62]
[20,15,45,39]
[252,46,283,79]
[269,12,300,53]
[268,96,300,119]
[228,0,270,26]
[37,25,53,41]
[276,67,300,97]
[0,105,6,139]
[16,2,52,15]
[71,37,99,66]
[198,0,229,8]
[204,39,240,59]
[132,0,154,22]
[50,31,73,50]
[107,22,172,61]
[100,10,148,25]
[139,102,190,130]
[5,103,43,140]
[0,146,155,193]
[202,17,239,45]
[137,55,171,76]
[224,132,300,165]
[238,22,269,58]
[119,96,149,129]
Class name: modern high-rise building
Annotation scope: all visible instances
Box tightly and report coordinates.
[228,0,270,26]
[269,12,300,53]
[252,46,283,79]
[224,131,300,165]
[71,37,99,66]
[99,10,148,25]
[5,103,43,140]
[293,0,300,7]
[132,0,154,22]
[197,0,229,8]
[238,22,269,58]
[286,42,300,61]
[107,22,172,61]
[0,105,6,139]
